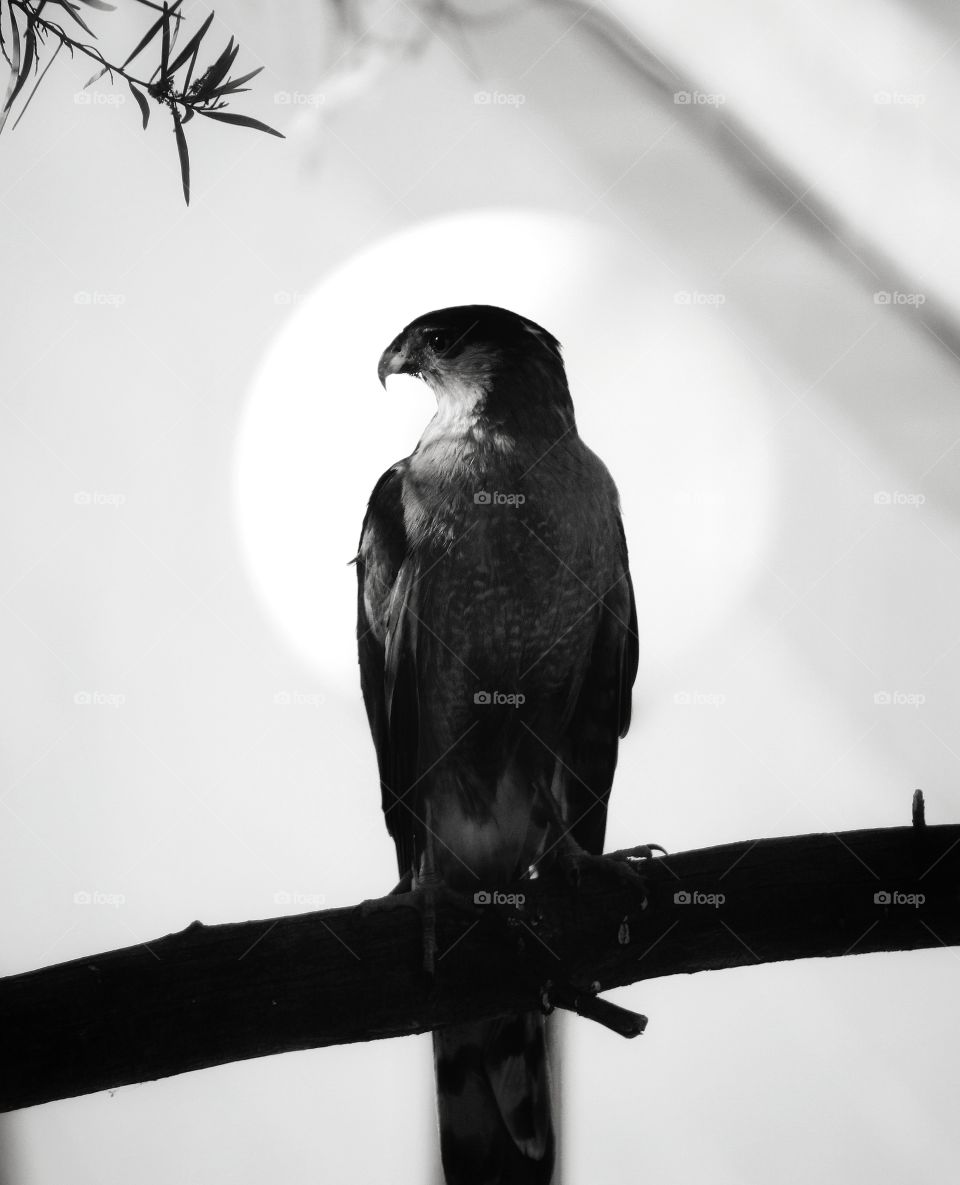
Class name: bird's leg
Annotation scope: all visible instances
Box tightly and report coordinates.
[554,833,666,891]
[356,867,414,917]
[412,820,487,973]
[357,854,479,974]
[399,872,484,974]
[357,873,476,973]
[531,779,665,888]
[417,803,441,973]
[414,867,442,975]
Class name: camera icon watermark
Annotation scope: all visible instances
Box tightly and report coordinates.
[873,490,925,507]
[474,90,525,107]
[873,690,925,707]
[673,690,726,707]
[873,890,924,907]
[873,91,925,107]
[273,690,324,707]
[473,889,525,907]
[273,890,326,908]
[73,291,126,307]
[74,91,125,107]
[74,690,126,708]
[674,889,725,907]
[673,90,725,106]
[474,690,525,707]
[673,290,726,307]
[73,490,126,508]
[474,490,526,506]
[73,889,126,907]
[873,290,925,307]
[274,91,324,107]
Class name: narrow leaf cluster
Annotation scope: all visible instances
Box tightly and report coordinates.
[1,0,283,203]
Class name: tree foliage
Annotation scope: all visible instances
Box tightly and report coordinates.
[0,0,283,203]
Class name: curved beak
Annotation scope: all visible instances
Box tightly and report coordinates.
[377,335,412,388]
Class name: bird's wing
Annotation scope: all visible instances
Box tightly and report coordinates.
[558,511,639,856]
[355,464,421,878]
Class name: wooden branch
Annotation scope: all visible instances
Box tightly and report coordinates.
[2,813,958,1112]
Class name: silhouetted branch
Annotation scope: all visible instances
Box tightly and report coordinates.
[0,0,282,201]
[2,804,957,1112]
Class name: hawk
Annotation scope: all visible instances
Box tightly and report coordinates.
[356,305,638,1185]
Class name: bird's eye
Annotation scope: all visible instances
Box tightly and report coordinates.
[426,330,452,355]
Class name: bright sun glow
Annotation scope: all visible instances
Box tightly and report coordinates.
[233,209,776,691]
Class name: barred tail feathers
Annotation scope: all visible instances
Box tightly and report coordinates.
[434,1011,554,1185]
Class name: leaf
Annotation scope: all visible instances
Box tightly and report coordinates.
[196,107,284,137]
[215,65,262,94]
[194,35,237,97]
[120,0,181,72]
[159,2,170,82]
[56,1,98,37]
[171,104,190,203]
[76,0,117,10]
[83,50,119,89]
[13,37,64,130]
[0,10,22,134]
[1,14,35,132]
[128,79,150,128]
[167,9,213,75]
[183,41,200,92]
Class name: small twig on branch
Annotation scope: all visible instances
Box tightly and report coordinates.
[1,806,958,1113]
[545,983,647,1037]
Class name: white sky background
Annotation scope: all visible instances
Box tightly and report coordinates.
[2,1,960,1182]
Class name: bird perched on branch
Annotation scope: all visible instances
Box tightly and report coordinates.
[356,305,638,1185]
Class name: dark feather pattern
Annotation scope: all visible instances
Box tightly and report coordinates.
[357,306,638,1185]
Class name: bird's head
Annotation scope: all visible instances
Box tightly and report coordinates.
[377,305,576,436]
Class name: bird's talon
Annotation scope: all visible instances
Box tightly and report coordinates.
[624,843,667,864]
